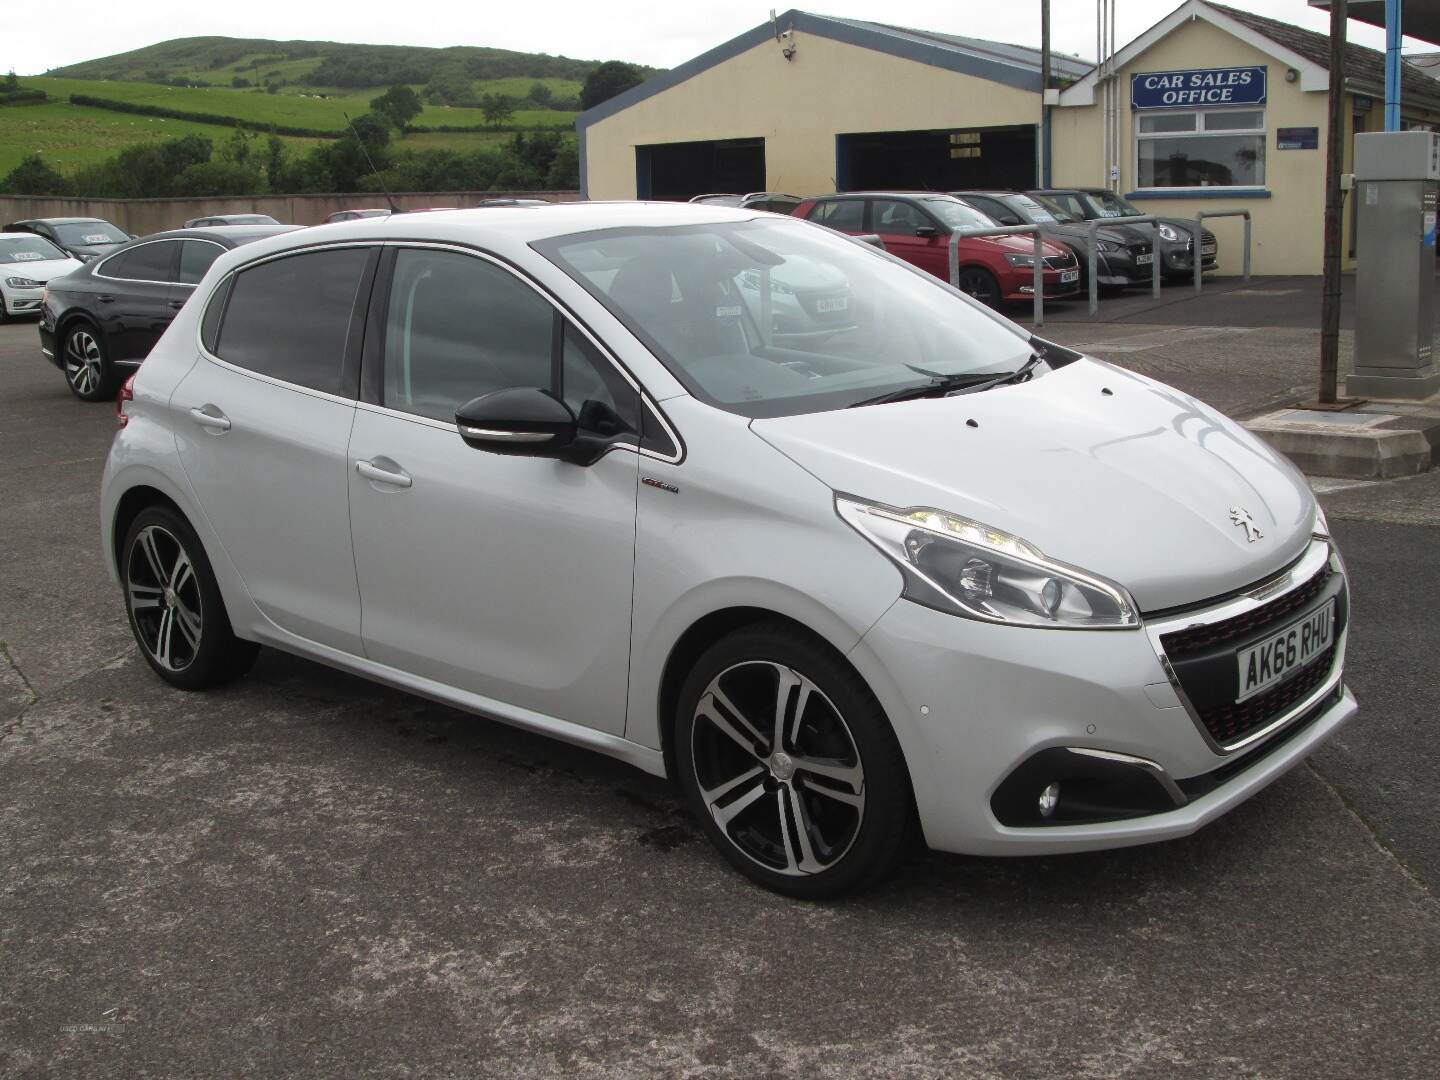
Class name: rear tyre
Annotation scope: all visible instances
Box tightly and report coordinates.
[675,623,912,899]
[62,320,116,402]
[121,505,258,690]
[955,267,1002,308]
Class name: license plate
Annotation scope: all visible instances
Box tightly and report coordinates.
[1235,599,1335,703]
[1202,242,1217,255]
[1136,253,1153,265]
[1060,270,1079,283]
[814,297,848,313]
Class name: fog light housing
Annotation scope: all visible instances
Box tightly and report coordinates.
[1038,782,1060,818]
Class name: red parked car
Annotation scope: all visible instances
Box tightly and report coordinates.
[792,192,1080,307]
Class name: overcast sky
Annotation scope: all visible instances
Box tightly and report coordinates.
[1,1,1430,78]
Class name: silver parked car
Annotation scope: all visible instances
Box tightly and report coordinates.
[102,204,1354,897]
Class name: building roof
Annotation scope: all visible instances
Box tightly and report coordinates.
[1212,2,1440,108]
[577,9,1088,139]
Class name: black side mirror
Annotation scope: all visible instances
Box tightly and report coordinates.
[455,387,576,458]
[1001,215,1023,227]
[914,225,938,238]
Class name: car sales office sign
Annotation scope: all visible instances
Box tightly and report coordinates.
[1131,66,1267,109]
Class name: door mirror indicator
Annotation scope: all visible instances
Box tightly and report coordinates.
[914,225,939,238]
[456,387,576,457]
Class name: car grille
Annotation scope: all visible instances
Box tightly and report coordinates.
[1127,242,1153,257]
[1158,563,1345,748]
[1043,253,1076,269]
[1191,647,1336,747]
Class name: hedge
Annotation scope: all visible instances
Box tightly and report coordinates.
[0,90,48,106]
[67,94,338,139]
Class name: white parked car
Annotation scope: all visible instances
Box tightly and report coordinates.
[0,234,83,321]
[101,204,1354,898]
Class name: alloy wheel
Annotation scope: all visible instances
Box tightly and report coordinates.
[957,269,1000,307]
[64,329,104,396]
[126,525,204,672]
[690,660,865,876]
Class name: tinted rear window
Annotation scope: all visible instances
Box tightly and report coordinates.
[216,247,370,396]
[806,200,864,231]
[103,241,178,282]
[178,240,224,285]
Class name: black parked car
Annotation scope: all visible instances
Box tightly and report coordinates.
[690,192,803,214]
[1028,188,1216,280]
[39,224,299,401]
[952,191,1155,292]
[3,217,133,263]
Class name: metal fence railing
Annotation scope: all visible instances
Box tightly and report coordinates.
[947,224,1052,326]
[1084,215,1162,315]
[1189,209,1252,291]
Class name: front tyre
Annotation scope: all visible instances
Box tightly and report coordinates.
[62,321,116,402]
[121,506,258,690]
[955,266,1002,308]
[675,623,912,898]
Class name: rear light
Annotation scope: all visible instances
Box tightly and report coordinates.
[116,374,135,428]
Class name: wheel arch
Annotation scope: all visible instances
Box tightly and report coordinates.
[110,484,185,575]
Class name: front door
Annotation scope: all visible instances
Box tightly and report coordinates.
[870,199,948,279]
[173,245,376,654]
[347,246,642,735]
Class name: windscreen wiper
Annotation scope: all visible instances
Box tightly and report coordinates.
[847,355,1043,408]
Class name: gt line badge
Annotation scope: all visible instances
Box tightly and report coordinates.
[1229,506,1263,543]
[643,477,679,494]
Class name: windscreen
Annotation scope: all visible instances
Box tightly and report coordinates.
[0,235,68,263]
[922,199,997,231]
[1079,190,1140,219]
[53,221,129,245]
[537,218,1033,418]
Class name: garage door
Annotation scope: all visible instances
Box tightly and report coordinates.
[635,138,765,201]
[837,125,1037,192]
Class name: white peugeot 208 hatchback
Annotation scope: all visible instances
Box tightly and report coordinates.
[101,203,1355,898]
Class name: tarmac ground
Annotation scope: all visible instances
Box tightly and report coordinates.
[2,295,1437,1078]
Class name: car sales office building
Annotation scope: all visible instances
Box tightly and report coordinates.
[578,0,1440,275]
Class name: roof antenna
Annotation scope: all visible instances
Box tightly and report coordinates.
[343,111,401,215]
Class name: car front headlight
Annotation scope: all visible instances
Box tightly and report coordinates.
[837,497,1139,629]
[1313,503,1330,537]
[1157,223,1181,242]
[1004,253,1037,268]
[4,276,42,288]
[1095,240,1116,252]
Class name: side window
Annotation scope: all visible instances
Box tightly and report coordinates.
[382,248,553,422]
[872,200,927,233]
[216,247,370,395]
[178,240,223,285]
[1048,194,1083,219]
[807,200,864,231]
[103,241,178,282]
[200,275,233,354]
[561,323,639,437]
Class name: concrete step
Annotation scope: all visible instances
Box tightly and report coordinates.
[1244,401,1440,479]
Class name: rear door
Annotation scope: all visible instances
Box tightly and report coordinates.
[173,244,377,653]
[92,239,187,364]
[346,245,643,734]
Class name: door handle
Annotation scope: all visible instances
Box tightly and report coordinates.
[189,405,231,432]
[96,294,115,303]
[356,459,412,489]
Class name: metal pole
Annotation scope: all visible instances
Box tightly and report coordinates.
[1385,0,1402,131]
[1088,219,1100,316]
[1041,0,1052,188]
[1033,230,1044,327]
[1151,222,1161,298]
[1320,0,1347,403]
[1242,213,1252,282]
[1194,215,1204,293]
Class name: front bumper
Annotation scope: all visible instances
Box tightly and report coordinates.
[849,539,1352,856]
[39,323,60,369]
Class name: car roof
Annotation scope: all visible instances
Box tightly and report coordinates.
[9,217,114,226]
[135,225,303,245]
[814,191,959,201]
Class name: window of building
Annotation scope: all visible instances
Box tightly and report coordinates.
[1136,108,1265,189]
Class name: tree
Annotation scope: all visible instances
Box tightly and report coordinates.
[2,70,19,92]
[423,72,474,107]
[370,85,422,132]
[526,82,553,108]
[479,93,516,128]
[580,61,645,110]
[0,153,68,196]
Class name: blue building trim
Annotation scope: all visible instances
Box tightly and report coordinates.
[1125,188,1271,200]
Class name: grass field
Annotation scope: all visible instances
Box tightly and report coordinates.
[24,77,577,134]
[0,101,329,177]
